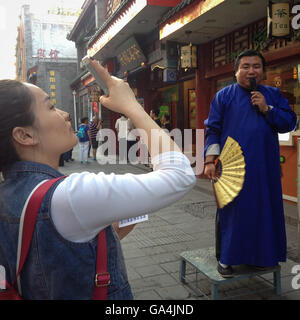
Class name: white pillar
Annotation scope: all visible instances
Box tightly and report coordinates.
[72,90,78,131]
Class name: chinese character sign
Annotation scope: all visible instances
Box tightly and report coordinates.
[181,45,197,69]
[268,2,290,38]
[37,48,46,60]
[116,36,146,73]
[49,70,56,105]
[37,49,60,60]
[49,49,60,60]
[32,20,76,59]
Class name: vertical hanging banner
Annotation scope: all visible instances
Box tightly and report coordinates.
[267,1,290,38]
[49,70,56,105]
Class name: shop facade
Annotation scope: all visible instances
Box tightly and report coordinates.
[159,0,299,202]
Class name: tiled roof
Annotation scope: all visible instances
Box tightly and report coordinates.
[88,0,131,46]
[70,69,88,86]
[159,0,194,25]
[67,0,93,41]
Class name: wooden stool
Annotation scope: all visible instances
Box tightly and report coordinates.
[179,247,281,300]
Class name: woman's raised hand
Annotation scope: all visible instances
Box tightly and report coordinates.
[88,58,141,116]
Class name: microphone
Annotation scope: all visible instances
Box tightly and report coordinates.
[249,77,259,112]
[249,77,257,91]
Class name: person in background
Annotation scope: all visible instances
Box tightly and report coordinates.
[64,148,74,162]
[150,109,161,127]
[126,117,137,163]
[148,109,161,169]
[115,114,129,163]
[89,114,102,161]
[161,114,172,132]
[78,117,91,164]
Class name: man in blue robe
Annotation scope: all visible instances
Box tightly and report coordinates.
[204,49,297,277]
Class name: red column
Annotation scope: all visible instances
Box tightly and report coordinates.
[195,43,211,130]
[195,43,212,178]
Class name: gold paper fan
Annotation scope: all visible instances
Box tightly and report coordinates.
[213,136,246,209]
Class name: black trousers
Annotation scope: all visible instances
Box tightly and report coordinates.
[59,154,64,167]
[215,211,221,262]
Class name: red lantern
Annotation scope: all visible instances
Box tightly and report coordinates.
[92,102,99,114]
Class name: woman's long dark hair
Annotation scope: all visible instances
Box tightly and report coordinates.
[0,80,35,172]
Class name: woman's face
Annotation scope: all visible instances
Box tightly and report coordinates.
[26,84,78,157]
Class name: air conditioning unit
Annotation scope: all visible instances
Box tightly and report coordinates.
[163,68,177,83]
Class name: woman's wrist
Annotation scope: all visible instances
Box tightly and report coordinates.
[204,161,215,166]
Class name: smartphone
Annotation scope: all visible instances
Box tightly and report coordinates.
[81,55,109,95]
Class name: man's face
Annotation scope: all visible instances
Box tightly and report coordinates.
[235,56,264,89]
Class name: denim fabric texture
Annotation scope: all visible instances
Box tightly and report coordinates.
[0,161,133,300]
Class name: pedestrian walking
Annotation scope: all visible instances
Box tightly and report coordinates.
[127,117,137,163]
[89,114,102,161]
[115,114,128,163]
[78,117,91,164]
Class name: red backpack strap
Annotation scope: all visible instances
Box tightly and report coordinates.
[15,176,65,296]
[93,229,110,300]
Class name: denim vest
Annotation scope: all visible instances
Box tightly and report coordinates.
[0,161,133,300]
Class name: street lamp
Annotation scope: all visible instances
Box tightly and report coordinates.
[72,90,78,131]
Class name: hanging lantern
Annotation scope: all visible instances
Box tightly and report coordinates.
[180,43,197,69]
[267,1,290,38]
[92,101,99,114]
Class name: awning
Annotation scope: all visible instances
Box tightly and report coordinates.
[159,0,269,45]
[87,0,182,62]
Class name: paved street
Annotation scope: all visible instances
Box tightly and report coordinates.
[59,145,300,300]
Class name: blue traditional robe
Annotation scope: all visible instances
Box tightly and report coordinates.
[204,83,297,266]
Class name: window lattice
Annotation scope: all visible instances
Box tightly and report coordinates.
[106,0,123,18]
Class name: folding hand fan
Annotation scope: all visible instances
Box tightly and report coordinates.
[212,136,246,209]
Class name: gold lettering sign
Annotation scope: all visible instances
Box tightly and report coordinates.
[117,44,143,68]
[268,3,290,38]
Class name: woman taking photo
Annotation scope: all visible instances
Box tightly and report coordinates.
[0,59,195,300]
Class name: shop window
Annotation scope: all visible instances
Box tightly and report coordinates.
[264,62,300,145]
[264,62,299,117]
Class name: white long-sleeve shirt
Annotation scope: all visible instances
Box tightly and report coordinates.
[51,152,196,243]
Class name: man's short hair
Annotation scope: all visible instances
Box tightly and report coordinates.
[151,109,160,117]
[81,117,88,123]
[234,49,266,72]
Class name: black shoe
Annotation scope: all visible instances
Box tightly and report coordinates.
[249,265,278,271]
[217,263,234,278]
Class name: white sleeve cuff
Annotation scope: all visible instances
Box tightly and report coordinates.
[206,144,220,156]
